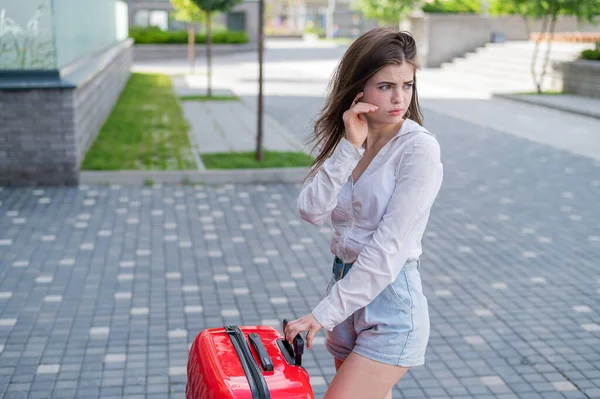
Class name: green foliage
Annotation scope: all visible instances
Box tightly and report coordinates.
[208,30,248,43]
[304,27,326,36]
[560,0,600,22]
[581,43,600,61]
[190,0,243,13]
[351,0,423,25]
[129,27,248,44]
[489,0,600,22]
[489,0,538,16]
[170,0,206,22]
[422,0,482,14]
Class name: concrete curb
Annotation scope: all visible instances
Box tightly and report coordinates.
[80,167,309,185]
[493,93,600,120]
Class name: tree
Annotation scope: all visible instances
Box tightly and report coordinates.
[190,0,243,97]
[351,0,423,28]
[490,0,600,93]
[170,0,209,74]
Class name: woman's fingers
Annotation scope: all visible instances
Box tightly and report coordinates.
[285,317,308,343]
[284,320,298,343]
[353,103,378,113]
[344,103,378,122]
[306,328,317,350]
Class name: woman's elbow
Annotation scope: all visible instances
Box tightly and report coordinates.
[298,208,329,225]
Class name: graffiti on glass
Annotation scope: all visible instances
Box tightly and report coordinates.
[0,3,54,69]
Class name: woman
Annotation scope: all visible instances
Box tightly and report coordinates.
[283,28,444,398]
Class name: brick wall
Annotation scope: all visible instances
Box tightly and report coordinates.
[74,46,131,165]
[0,43,131,186]
[0,89,77,185]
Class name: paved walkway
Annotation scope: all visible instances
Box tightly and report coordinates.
[417,94,600,162]
[171,75,310,167]
[1,103,600,398]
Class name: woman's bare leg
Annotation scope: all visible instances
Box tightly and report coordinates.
[329,353,407,399]
[334,358,394,398]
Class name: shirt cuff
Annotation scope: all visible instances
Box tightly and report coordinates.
[331,137,364,164]
[311,296,339,332]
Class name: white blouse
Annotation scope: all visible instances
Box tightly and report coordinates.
[297,119,443,331]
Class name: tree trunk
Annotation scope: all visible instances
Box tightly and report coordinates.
[539,8,559,94]
[531,14,549,94]
[188,23,195,73]
[206,11,212,98]
[256,0,265,162]
[522,15,531,38]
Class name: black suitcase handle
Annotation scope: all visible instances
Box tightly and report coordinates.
[248,333,274,372]
[277,319,305,367]
[225,325,270,399]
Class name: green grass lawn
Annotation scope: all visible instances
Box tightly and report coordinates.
[82,73,197,170]
[179,95,239,101]
[202,151,314,169]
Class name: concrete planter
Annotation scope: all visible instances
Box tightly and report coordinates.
[555,59,600,98]
[403,13,493,68]
[133,43,258,62]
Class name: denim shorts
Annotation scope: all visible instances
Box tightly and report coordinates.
[324,259,430,367]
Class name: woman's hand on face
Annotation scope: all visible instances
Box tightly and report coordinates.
[284,313,323,350]
[342,92,378,149]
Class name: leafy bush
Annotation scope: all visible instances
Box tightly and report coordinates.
[581,43,600,61]
[129,26,249,44]
[206,30,249,44]
[304,27,325,36]
[422,0,481,14]
[303,20,325,37]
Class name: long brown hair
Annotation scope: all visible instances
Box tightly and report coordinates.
[305,28,423,181]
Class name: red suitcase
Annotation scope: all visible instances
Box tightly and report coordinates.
[186,320,315,399]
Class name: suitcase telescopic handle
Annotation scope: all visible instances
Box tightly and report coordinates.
[248,333,274,372]
[282,319,304,366]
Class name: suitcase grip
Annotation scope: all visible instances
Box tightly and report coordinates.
[281,319,304,366]
[248,333,274,372]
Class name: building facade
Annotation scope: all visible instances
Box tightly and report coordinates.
[125,0,260,42]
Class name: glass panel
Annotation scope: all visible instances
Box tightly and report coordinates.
[53,0,129,68]
[0,0,56,70]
